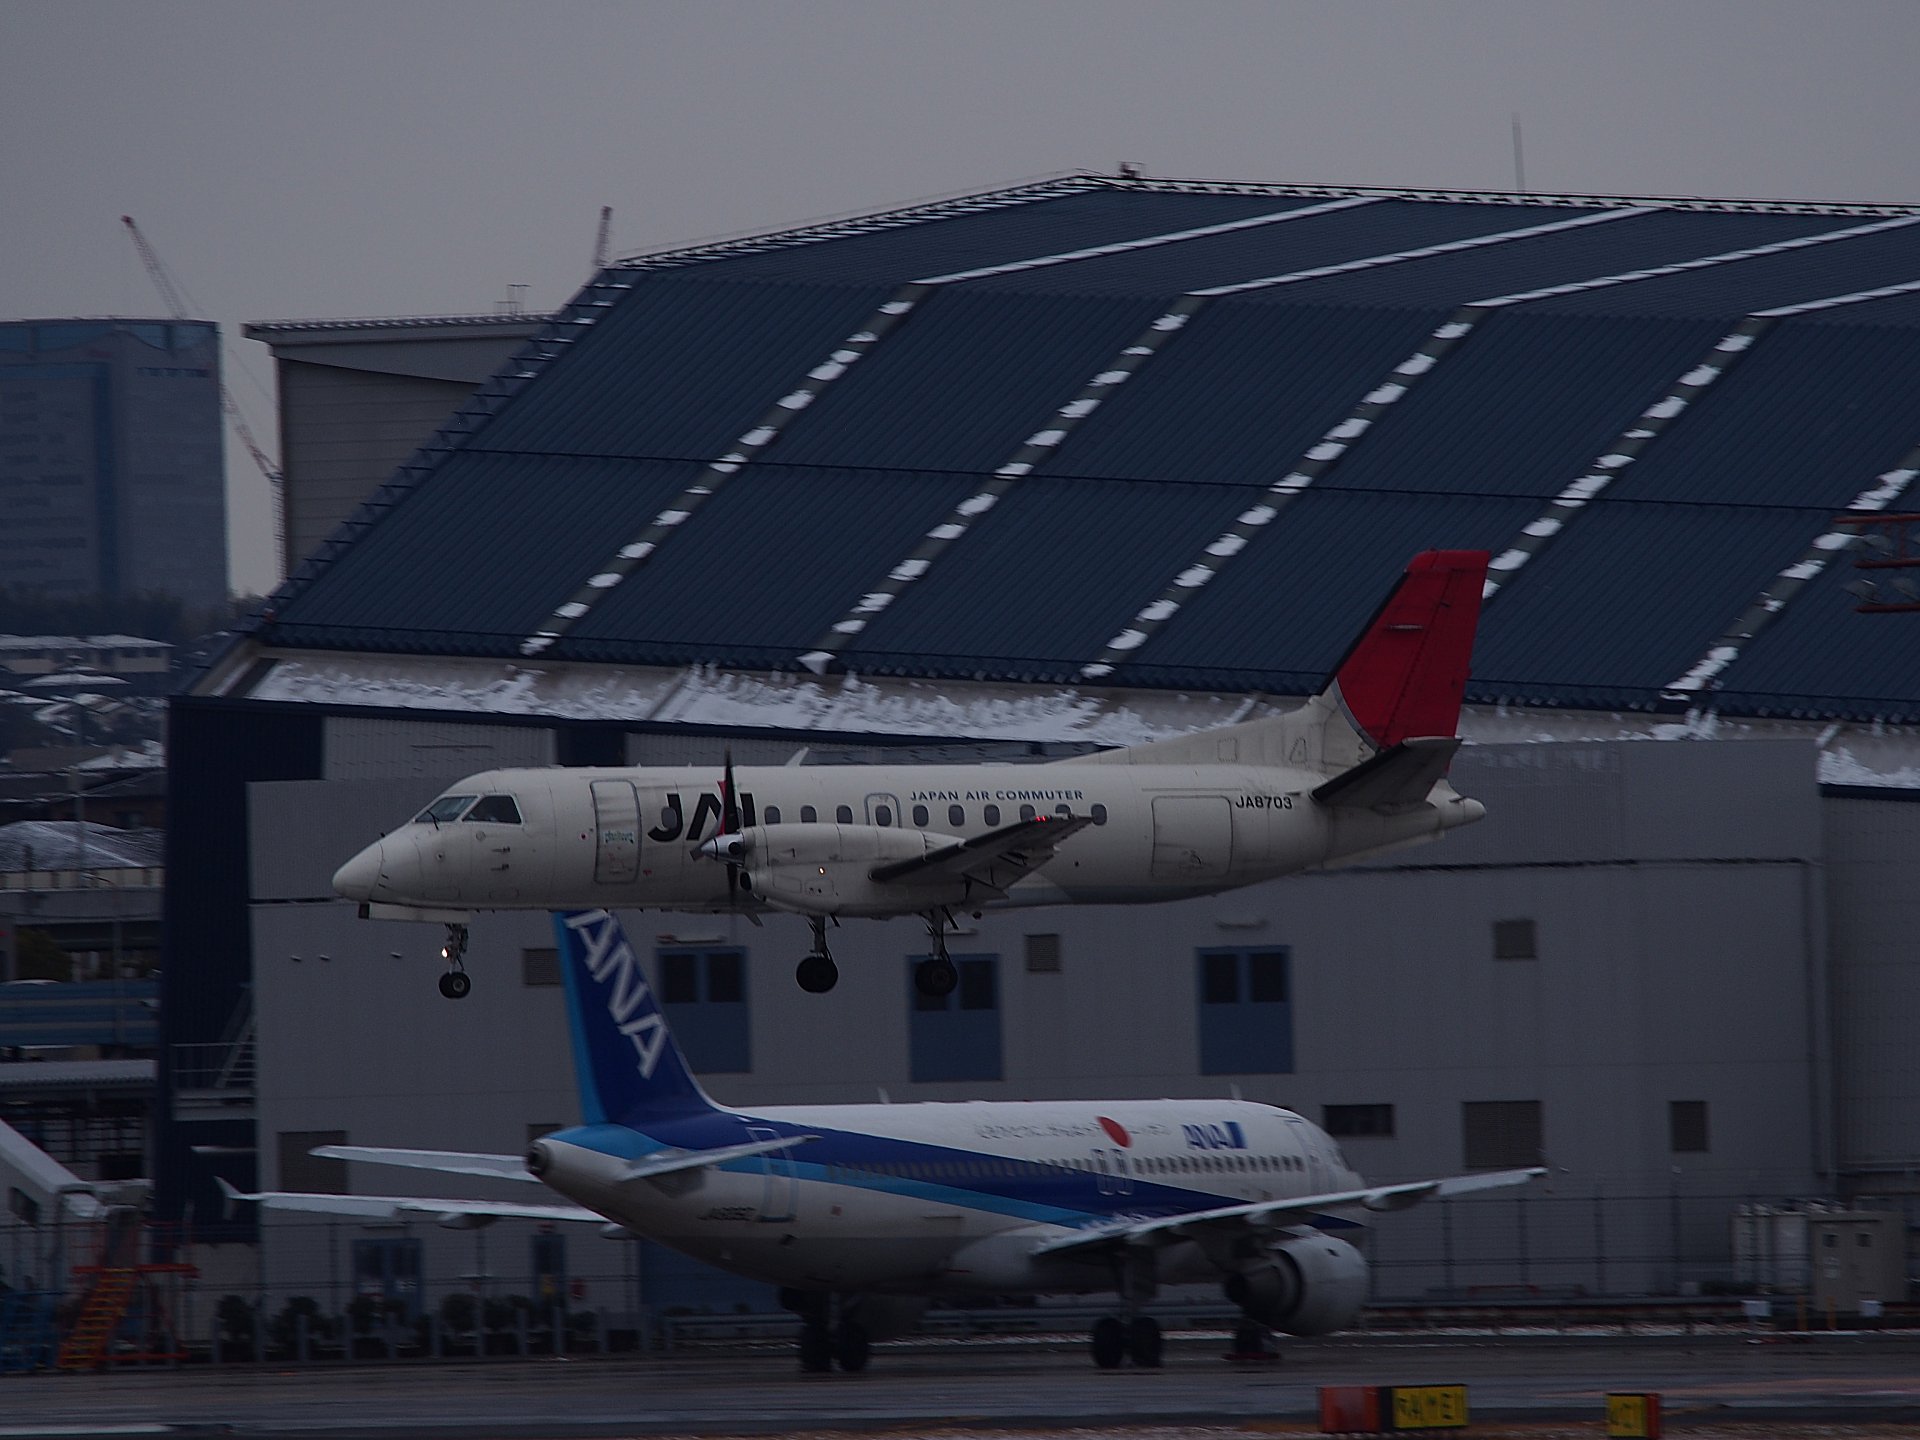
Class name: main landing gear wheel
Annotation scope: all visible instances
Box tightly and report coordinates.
[438,923,471,1000]
[1126,1315,1163,1368]
[796,955,839,993]
[1090,1314,1126,1369]
[796,915,838,993]
[832,1318,870,1373]
[798,1319,832,1373]
[914,910,959,997]
[912,956,957,998]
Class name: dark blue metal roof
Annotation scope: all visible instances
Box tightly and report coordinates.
[257,177,1920,722]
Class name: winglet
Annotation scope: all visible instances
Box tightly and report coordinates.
[1326,551,1488,749]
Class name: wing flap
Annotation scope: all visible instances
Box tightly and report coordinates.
[868,814,1094,890]
[312,1145,538,1182]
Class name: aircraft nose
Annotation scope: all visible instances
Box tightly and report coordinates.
[333,839,388,901]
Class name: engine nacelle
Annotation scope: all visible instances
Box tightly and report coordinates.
[1223,1234,1367,1337]
[715,823,974,916]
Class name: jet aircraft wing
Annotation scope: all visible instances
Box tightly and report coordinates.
[1032,1166,1544,1259]
[868,813,1095,894]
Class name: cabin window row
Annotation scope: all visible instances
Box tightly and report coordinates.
[821,1151,1304,1182]
[760,802,1108,828]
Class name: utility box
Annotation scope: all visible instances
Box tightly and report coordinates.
[1809,1211,1906,1314]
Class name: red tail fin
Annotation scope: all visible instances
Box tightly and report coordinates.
[1329,551,1488,749]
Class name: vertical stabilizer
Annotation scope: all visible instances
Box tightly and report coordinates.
[1327,550,1487,750]
[554,909,717,1127]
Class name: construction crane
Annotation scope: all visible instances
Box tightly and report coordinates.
[121,215,286,560]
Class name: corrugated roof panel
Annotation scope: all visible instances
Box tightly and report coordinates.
[559,464,980,666]
[1711,557,1920,721]
[471,275,893,461]
[1254,209,1842,310]
[1527,221,1920,318]
[1319,311,1728,497]
[1598,323,1920,509]
[694,189,1320,286]
[768,290,1168,473]
[837,477,1254,680]
[1041,302,1447,486]
[1471,504,1827,706]
[1113,491,1543,692]
[961,199,1565,297]
[1800,291,1920,328]
[268,453,711,653]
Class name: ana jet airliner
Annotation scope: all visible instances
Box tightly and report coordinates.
[230,906,1543,1372]
[333,551,1490,998]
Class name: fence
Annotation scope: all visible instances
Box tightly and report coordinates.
[0,1188,1909,1366]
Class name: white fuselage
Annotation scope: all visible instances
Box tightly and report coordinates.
[340,760,1474,917]
[532,1097,1363,1295]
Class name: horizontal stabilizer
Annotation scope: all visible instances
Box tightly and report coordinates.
[216,1176,597,1226]
[1311,736,1461,813]
[312,1145,538,1182]
[622,1134,819,1182]
[869,813,1094,890]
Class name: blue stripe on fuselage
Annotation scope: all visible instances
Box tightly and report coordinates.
[547,1113,1356,1232]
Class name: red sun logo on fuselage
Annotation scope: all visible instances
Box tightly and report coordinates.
[1097,1116,1131,1147]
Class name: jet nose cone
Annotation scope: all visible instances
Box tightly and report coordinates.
[333,841,385,901]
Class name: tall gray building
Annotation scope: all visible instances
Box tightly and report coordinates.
[0,318,227,608]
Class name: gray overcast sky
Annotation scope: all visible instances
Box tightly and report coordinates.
[7,0,1920,596]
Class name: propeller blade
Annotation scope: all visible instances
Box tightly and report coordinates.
[720,748,743,897]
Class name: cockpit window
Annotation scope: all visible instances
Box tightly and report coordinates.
[416,794,477,823]
[464,795,522,824]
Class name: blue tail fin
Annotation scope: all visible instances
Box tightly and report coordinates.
[554,909,716,1127]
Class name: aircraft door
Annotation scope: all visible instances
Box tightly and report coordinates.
[590,779,640,884]
[745,1124,797,1223]
[1285,1115,1330,1192]
[1150,795,1233,880]
[864,793,902,828]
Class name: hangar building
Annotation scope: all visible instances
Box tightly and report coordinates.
[167,175,1920,1317]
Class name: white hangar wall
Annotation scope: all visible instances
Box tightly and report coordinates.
[240,731,1844,1304]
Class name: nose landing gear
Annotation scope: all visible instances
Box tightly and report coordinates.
[437,923,471,1000]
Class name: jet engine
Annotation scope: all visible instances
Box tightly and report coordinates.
[1222,1234,1367,1336]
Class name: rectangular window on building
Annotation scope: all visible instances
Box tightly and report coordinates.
[279,1129,348,1193]
[909,954,1002,1083]
[1493,918,1538,960]
[1670,1100,1710,1153]
[1324,1103,1394,1139]
[1461,1101,1543,1170]
[1196,947,1293,1075]
[1025,933,1061,974]
[522,947,560,986]
[655,947,750,1073]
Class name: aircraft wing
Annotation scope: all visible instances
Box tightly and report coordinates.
[868,814,1095,894]
[1032,1166,1544,1259]
[217,1177,598,1227]
[1312,736,1461,814]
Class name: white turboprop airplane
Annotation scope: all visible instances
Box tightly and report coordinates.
[333,551,1490,998]
[229,907,1543,1372]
